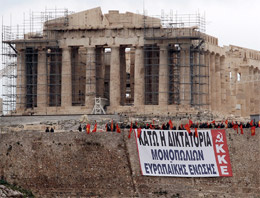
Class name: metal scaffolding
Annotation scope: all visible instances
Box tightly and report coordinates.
[1,9,71,115]
[1,25,17,114]
[143,11,209,108]
[1,8,209,115]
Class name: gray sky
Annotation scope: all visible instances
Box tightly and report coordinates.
[1,0,259,50]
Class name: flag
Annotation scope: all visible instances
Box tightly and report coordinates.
[116,123,121,133]
[185,124,191,134]
[137,128,142,138]
[153,120,155,125]
[240,124,243,134]
[128,122,133,139]
[225,120,228,128]
[195,128,198,137]
[232,124,238,134]
[211,120,215,124]
[251,126,256,136]
[105,124,108,132]
[111,120,114,132]
[169,120,173,129]
[250,120,253,126]
[92,123,97,132]
[128,127,133,139]
[86,124,90,134]
[149,124,153,129]
[189,120,193,126]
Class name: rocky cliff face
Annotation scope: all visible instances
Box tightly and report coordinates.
[0,130,259,197]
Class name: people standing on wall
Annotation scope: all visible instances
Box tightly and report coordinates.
[106,122,109,132]
[45,127,49,132]
[50,127,54,133]
[78,124,82,132]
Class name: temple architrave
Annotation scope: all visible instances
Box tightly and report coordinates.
[3,7,260,117]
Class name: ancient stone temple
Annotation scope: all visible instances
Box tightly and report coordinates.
[2,7,260,116]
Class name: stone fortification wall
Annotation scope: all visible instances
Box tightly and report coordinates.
[0,130,259,198]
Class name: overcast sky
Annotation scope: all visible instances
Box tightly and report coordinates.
[1,0,260,50]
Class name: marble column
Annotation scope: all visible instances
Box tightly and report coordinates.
[239,66,248,116]
[85,47,96,108]
[96,47,105,98]
[253,69,259,114]
[61,47,72,107]
[204,52,210,109]
[199,52,206,107]
[210,53,216,111]
[37,49,47,108]
[180,44,191,105]
[230,68,237,115]
[220,56,226,113]
[249,67,254,114]
[16,50,26,111]
[192,51,199,105]
[225,65,232,115]
[109,46,120,107]
[215,55,221,111]
[158,45,168,106]
[134,46,144,106]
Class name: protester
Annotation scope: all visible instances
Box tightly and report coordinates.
[78,124,82,132]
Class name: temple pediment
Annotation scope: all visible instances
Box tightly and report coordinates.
[44,7,161,30]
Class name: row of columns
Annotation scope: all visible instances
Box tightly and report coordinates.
[60,46,105,108]
[17,45,198,109]
[16,46,98,110]
[17,45,226,113]
[60,46,98,108]
[17,46,129,110]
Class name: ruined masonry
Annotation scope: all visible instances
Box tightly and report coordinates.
[3,7,260,117]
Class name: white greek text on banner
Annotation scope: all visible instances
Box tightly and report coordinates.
[134,129,232,177]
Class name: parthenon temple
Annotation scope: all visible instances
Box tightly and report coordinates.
[2,7,260,117]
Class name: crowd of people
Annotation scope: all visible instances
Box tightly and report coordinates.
[77,119,259,132]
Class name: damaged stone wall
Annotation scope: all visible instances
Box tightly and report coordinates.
[0,130,259,197]
[0,132,135,197]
